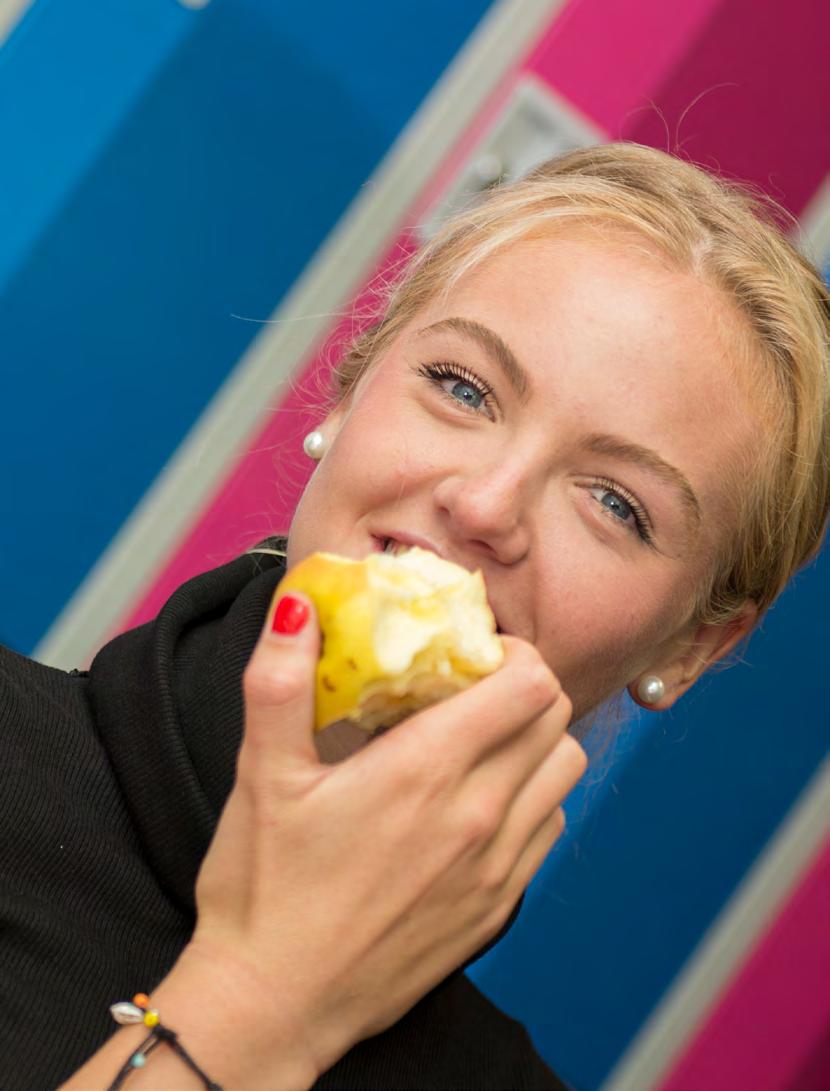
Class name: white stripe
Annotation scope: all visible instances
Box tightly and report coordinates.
[600,758,830,1091]
[797,173,830,272]
[35,0,565,670]
[0,0,34,45]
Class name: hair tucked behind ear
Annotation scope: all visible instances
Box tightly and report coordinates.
[334,142,830,626]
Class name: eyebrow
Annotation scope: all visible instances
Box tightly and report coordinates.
[417,317,702,532]
[582,432,702,530]
[416,317,532,402]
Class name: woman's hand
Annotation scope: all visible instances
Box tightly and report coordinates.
[185,588,587,1086]
[61,589,585,1091]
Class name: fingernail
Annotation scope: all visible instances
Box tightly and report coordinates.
[272,594,310,635]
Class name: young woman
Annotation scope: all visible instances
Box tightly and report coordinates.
[3,143,827,1090]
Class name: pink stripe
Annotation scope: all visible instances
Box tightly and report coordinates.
[525,0,723,135]
[417,0,722,224]
[120,239,418,631]
[622,0,830,218]
[658,835,830,1091]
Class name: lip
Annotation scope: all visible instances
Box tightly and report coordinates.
[371,532,506,634]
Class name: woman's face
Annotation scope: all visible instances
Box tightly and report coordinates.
[288,234,760,719]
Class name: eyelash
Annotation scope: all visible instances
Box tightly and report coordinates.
[417,359,654,546]
[417,360,496,417]
[593,475,654,544]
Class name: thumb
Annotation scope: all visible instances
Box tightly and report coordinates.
[241,590,321,772]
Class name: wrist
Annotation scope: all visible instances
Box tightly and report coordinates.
[148,941,321,1091]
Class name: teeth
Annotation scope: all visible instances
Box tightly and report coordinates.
[382,538,408,556]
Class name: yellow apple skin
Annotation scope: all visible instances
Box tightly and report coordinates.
[274,549,503,733]
[277,552,382,731]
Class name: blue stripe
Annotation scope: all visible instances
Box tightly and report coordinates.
[0,0,193,295]
[0,0,493,652]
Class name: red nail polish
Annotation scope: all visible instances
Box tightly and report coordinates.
[272,594,310,635]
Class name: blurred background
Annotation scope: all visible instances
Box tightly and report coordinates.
[1,1,827,1088]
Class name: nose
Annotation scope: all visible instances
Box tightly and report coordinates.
[433,461,532,565]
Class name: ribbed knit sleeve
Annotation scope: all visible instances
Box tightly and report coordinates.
[0,644,189,1088]
[86,547,285,913]
[0,547,284,1089]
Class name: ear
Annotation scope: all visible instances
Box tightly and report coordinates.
[318,370,368,434]
[629,600,758,712]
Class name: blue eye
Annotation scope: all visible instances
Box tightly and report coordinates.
[417,360,495,417]
[598,489,633,522]
[589,479,653,544]
[448,379,484,409]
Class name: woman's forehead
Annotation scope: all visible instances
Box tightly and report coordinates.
[429,233,766,405]
[441,233,695,325]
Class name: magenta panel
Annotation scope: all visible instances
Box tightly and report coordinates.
[622,0,830,218]
[122,375,317,630]
[121,239,419,631]
[658,835,830,1091]
[525,0,722,135]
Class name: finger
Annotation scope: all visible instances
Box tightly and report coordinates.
[360,637,563,783]
[494,733,588,871]
[460,688,574,818]
[239,590,321,777]
[442,805,570,963]
[506,805,568,900]
[430,694,573,865]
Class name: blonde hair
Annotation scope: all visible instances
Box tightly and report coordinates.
[334,143,830,626]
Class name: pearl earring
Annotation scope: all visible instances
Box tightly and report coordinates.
[636,675,666,705]
[302,430,327,460]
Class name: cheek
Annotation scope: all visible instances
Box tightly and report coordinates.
[290,397,426,547]
[532,561,690,716]
[331,389,447,497]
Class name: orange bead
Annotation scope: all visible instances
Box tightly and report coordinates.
[143,1009,160,1028]
[132,993,149,1009]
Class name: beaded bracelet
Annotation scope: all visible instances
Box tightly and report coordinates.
[106,993,223,1090]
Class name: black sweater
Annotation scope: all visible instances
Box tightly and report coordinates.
[0,543,567,1090]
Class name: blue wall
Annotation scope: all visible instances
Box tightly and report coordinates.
[0,0,493,652]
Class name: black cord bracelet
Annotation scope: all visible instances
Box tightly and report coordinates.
[107,993,223,1090]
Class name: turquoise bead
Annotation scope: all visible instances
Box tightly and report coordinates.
[130,1053,146,1068]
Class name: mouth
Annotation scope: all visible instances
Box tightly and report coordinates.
[372,532,441,558]
[373,535,412,557]
[371,533,505,635]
